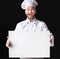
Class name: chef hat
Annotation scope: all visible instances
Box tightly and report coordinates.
[21,0,38,10]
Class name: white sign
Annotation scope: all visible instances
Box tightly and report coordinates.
[9,31,50,58]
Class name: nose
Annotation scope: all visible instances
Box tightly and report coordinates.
[29,10,32,14]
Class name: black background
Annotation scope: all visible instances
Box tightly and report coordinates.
[0,0,59,59]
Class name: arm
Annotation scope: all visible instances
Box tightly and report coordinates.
[41,22,54,47]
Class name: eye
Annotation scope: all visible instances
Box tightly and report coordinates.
[26,9,29,11]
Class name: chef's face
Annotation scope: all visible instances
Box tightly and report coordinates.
[25,6,36,20]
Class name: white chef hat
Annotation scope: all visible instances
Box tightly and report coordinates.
[21,0,38,10]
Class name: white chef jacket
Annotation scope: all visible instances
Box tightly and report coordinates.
[15,18,49,31]
[15,18,54,46]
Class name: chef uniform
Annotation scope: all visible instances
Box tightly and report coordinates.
[15,0,54,59]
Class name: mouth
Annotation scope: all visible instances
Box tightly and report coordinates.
[28,14,33,16]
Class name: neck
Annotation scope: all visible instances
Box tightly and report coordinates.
[28,17,35,22]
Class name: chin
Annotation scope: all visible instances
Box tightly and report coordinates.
[28,17,34,20]
[28,16,34,19]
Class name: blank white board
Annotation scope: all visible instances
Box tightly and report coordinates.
[9,31,50,58]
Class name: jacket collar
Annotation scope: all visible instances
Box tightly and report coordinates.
[25,17,37,24]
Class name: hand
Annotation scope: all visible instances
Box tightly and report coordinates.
[49,33,54,47]
[6,36,12,48]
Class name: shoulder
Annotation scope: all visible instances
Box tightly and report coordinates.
[15,20,26,31]
[36,19,47,25]
[16,20,26,26]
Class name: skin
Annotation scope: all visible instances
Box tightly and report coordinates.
[25,6,36,22]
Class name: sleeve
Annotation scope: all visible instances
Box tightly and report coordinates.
[14,24,19,31]
[14,23,21,31]
[41,22,54,47]
[41,22,49,31]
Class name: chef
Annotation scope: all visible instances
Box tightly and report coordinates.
[6,0,54,59]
